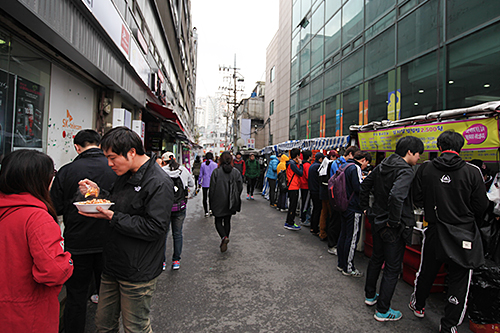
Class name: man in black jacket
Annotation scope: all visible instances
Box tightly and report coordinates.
[308,152,324,234]
[50,129,117,333]
[337,150,371,277]
[79,127,173,332]
[360,136,423,322]
[409,131,489,333]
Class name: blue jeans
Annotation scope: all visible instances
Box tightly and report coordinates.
[95,274,158,333]
[169,209,186,261]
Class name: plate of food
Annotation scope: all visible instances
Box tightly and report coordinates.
[74,198,114,213]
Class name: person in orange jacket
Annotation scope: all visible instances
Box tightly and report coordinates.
[284,148,303,230]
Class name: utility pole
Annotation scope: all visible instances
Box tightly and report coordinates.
[219,54,244,152]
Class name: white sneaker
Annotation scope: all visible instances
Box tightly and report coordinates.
[342,269,364,278]
[328,247,337,255]
[204,213,209,218]
[90,294,99,304]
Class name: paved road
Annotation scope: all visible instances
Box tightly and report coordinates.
[84,190,473,332]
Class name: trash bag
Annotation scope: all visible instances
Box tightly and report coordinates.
[468,259,500,324]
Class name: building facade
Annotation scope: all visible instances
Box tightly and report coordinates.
[268,0,500,142]
[0,0,197,168]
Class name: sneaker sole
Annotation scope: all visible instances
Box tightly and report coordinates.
[408,303,425,318]
[365,299,377,306]
[342,270,364,278]
[337,266,343,272]
[172,266,180,270]
[284,225,300,231]
[220,238,230,252]
[374,313,402,322]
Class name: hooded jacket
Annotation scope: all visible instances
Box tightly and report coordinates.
[209,165,243,217]
[162,165,196,196]
[233,157,246,176]
[0,193,74,332]
[50,147,117,255]
[277,154,289,174]
[360,154,416,243]
[105,157,173,282]
[308,159,322,195]
[265,155,279,180]
[199,159,218,188]
[300,160,311,189]
[413,152,489,268]
[286,159,303,191]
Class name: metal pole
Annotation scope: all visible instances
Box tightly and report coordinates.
[233,55,237,153]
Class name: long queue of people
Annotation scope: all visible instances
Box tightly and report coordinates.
[0,127,244,333]
[263,131,493,333]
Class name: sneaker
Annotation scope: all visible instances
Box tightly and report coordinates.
[250,196,254,200]
[365,294,378,306]
[342,269,364,278]
[284,223,301,230]
[162,261,166,270]
[336,266,343,272]
[90,294,99,304]
[220,237,229,252]
[301,221,311,227]
[172,260,180,270]
[209,210,213,216]
[374,308,402,322]
[280,209,287,213]
[408,302,425,318]
[246,194,250,200]
[204,213,210,218]
[328,247,338,255]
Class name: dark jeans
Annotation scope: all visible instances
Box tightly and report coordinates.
[268,178,277,205]
[411,226,471,333]
[215,215,232,239]
[310,193,322,233]
[194,175,199,186]
[169,209,186,261]
[365,225,406,313]
[64,253,103,333]
[300,189,310,222]
[337,209,362,272]
[247,177,258,196]
[286,190,299,225]
[202,187,209,213]
[278,189,287,209]
[327,209,342,248]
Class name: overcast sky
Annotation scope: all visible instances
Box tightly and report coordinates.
[191,0,280,99]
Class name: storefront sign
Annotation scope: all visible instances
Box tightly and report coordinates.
[14,76,45,148]
[358,118,500,161]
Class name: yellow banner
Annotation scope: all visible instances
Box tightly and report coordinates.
[358,118,500,161]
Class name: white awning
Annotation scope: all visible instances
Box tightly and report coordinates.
[260,136,350,154]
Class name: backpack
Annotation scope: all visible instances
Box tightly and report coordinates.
[328,163,355,212]
[277,168,295,191]
[172,172,188,212]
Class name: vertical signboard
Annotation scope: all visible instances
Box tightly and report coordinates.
[14,76,44,148]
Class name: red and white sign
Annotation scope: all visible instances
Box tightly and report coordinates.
[247,138,255,149]
[120,25,130,55]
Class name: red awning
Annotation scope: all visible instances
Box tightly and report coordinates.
[146,101,184,131]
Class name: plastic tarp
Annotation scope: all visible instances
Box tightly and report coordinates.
[260,136,350,155]
[468,259,500,324]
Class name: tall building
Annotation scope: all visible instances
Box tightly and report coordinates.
[0,0,197,167]
[267,0,500,142]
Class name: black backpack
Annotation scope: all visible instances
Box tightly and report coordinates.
[277,168,295,191]
[172,171,188,211]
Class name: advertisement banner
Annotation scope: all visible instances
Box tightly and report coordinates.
[358,118,500,161]
[14,76,45,148]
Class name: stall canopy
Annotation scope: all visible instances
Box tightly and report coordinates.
[260,135,350,154]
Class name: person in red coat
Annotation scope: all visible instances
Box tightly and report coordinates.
[0,150,74,333]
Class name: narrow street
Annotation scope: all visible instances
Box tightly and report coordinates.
[85,190,473,332]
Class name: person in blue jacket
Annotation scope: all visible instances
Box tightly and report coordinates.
[266,154,279,207]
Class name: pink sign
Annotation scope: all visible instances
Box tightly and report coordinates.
[120,25,130,55]
[463,124,488,144]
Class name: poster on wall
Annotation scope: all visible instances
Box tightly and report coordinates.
[14,76,45,148]
[0,69,15,160]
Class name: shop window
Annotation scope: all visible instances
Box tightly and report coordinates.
[324,64,340,98]
[325,94,341,136]
[365,0,395,27]
[289,114,298,140]
[325,11,341,58]
[398,0,441,64]
[310,102,323,138]
[365,26,395,78]
[342,85,361,134]
[447,0,500,39]
[311,31,324,69]
[447,22,500,108]
[399,51,442,118]
[342,0,364,46]
[310,75,323,105]
[298,109,310,139]
[342,48,363,89]
[367,72,392,122]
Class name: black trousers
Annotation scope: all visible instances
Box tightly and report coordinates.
[286,190,299,225]
[327,209,342,248]
[310,193,322,233]
[300,189,310,222]
[247,177,257,196]
[411,226,472,333]
[202,187,209,213]
[268,178,277,205]
[365,226,406,313]
[215,215,232,239]
[64,253,103,333]
[278,189,287,209]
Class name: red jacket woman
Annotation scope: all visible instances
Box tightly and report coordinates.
[0,150,73,333]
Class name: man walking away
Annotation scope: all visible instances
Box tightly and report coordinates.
[284,148,303,230]
[308,152,324,234]
[300,150,313,226]
[266,153,279,207]
[245,154,260,200]
[337,150,371,277]
[78,126,174,333]
[360,136,424,322]
[409,131,489,333]
[50,129,117,333]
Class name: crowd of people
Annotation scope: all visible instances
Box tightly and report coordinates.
[0,128,496,333]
